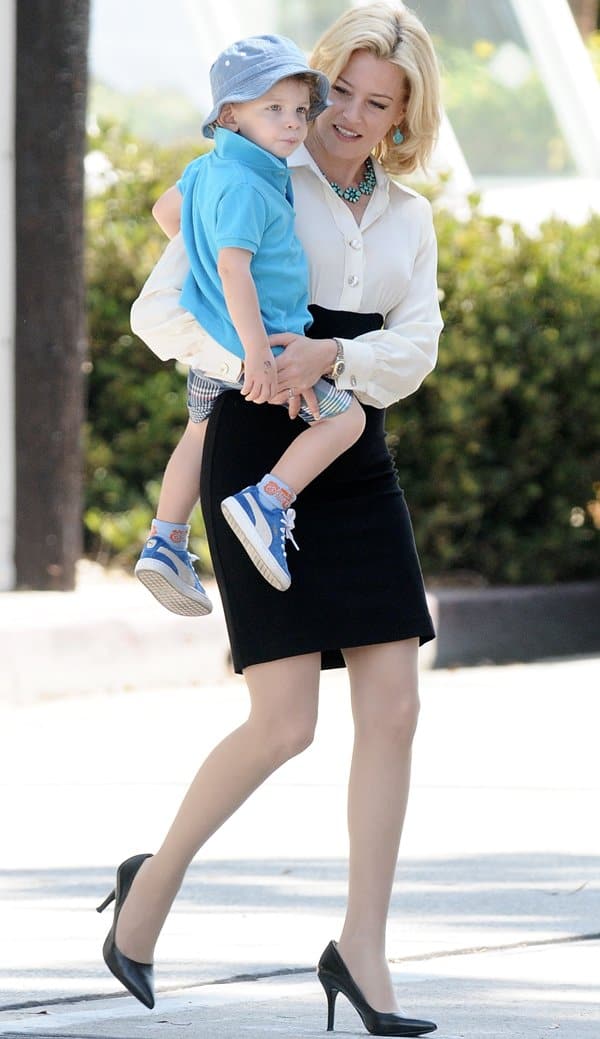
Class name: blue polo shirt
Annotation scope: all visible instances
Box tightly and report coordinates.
[178,128,312,360]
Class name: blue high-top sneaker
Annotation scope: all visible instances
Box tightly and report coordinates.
[135,535,213,616]
[221,486,299,591]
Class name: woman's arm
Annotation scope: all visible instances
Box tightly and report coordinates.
[152,186,182,238]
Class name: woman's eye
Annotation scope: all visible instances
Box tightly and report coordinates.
[333,85,348,95]
[371,101,387,110]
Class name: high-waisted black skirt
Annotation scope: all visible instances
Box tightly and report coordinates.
[201,307,435,674]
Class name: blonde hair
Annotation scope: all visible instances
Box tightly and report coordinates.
[309,2,441,175]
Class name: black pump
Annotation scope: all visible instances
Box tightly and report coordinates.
[97,852,155,1009]
[317,940,437,1036]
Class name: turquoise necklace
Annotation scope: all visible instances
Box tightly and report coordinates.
[328,156,376,204]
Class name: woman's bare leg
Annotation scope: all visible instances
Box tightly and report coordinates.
[115,653,321,962]
[338,639,420,1012]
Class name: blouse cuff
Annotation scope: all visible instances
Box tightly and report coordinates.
[332,336,374,392]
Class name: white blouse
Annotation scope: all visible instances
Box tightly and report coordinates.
[289,144,443,409]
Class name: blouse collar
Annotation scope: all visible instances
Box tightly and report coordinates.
[288,143,418,200]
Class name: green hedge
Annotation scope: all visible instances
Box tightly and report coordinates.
[85,127,600,583]
[387,198,600,584]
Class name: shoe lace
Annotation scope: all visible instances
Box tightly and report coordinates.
[281,508,299,552]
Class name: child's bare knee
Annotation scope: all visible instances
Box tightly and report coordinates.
[347,398,366,439]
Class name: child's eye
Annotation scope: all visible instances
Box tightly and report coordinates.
[269,104,282,111]
[297,106,308,115]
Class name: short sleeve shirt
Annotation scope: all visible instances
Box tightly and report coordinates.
[178,128,312,359]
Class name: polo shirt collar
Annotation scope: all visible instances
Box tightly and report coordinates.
[213,127,291,198]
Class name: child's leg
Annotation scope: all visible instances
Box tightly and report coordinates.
[135,369,226,616]
[221,389,364,591]
[269,395,365,496]
[155,418,207,524]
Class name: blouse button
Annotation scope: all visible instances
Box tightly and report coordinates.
[347,275,360,287]
[219,363,230,376]
[349,238,361,250]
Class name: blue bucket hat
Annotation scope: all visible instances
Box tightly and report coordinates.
[201,34,330,139]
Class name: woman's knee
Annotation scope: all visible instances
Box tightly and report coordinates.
[244,654,320,764]
[248,706,316,763]
[357,687,420,745]
[346,640,421,745]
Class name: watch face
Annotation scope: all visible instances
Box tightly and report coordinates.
[333,361,345,377]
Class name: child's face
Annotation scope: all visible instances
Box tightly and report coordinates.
[220,77,311,159]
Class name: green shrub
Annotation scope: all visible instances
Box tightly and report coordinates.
[387,197,600,584]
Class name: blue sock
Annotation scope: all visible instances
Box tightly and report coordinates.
[150,518,190,551]
[257,474,296,512]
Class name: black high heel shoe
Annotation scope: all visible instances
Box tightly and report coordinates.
[317,941,437,1037]
[97,852,155,1009]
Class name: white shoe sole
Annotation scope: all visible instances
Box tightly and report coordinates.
[135,558,213,616]
[221,497,290,591]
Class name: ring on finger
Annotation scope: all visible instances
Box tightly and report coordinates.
[288,388,296,399]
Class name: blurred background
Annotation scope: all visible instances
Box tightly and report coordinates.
[2,0,599,609]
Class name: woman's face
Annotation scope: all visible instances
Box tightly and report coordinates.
[312,50,407,163]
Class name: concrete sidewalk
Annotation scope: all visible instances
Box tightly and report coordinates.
[2,562,599,704]
[1,655,599,1036]
[0,563,233,704]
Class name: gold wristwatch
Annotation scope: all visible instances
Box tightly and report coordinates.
[329,337,345,379]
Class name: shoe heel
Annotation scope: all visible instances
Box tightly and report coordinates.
[96,889,116,913]
[319,976,338,1031]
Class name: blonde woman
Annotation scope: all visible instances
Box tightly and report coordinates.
[99,4,443,1034]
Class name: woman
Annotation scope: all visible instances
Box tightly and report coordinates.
[98,4,443,1035]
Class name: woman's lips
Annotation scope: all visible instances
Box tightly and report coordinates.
[333,124,361,139]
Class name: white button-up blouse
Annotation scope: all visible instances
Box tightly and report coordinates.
[288,144,443,409]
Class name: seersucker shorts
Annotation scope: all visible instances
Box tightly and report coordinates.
[187,368,353,425]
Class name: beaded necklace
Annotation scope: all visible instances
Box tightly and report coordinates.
[327,156,376,204]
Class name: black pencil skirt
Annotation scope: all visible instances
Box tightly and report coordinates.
[200,308,435,674]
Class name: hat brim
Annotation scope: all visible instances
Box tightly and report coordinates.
[202,65,330,138]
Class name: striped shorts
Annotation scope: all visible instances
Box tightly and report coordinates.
[187,368,353,424]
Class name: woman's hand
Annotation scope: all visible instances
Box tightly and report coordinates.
[270,385,320,421]
[269,332,336,390]
[268,332,336,420]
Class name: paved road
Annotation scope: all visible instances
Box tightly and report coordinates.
[1,654,599,1036]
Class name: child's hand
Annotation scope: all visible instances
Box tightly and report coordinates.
[241,349,279,404]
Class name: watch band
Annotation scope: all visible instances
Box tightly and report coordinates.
[330,337,345,379]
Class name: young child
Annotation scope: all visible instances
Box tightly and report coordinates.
[134,35,365,616]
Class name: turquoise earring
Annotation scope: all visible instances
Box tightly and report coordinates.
[393,127,404,145]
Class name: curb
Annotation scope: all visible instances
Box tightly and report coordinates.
[2,576,599,704]
[427,580,600,667]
